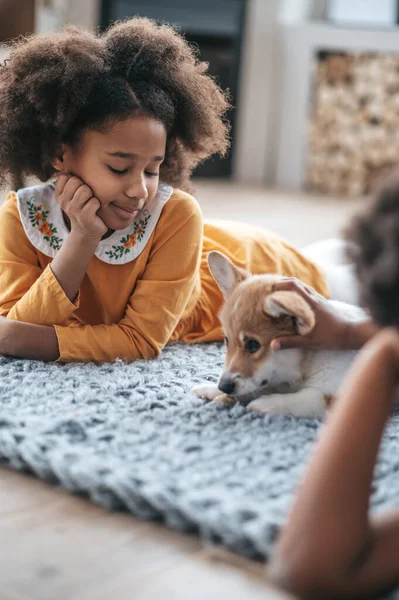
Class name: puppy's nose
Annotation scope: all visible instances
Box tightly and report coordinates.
[218,376,236,395]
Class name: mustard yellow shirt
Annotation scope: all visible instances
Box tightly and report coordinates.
[0,184,328,363]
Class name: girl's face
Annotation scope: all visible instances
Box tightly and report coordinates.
[55,115,167,231]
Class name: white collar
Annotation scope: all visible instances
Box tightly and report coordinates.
[17,182,173,264]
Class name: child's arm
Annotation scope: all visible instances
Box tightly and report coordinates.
[0,193,92,325]
[0,199,203,363]
[54,204,202,362]
[268,329,399,599]
[49,174,107,302]
[1,318,60,361]
[0,176,106,326]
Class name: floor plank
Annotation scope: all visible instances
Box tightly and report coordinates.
[195,179,363,247]
[0,469,201,600]
[74,549,292,600]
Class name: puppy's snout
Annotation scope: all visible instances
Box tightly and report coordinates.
[218,375,237,395]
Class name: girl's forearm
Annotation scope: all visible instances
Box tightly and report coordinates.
[345,318,380,349]
[50,230,99,302]
[269,331,399,595]
[4,319,60,361]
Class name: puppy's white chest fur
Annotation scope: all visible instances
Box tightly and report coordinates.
[247,347,358,417]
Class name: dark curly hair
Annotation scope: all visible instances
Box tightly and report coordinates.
[345,171,399,328]
[0,17,230,191]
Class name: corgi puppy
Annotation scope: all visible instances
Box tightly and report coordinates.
[192,251,367,418]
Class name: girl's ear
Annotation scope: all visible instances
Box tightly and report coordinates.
[50,144,68,172]
[207,251,250,299]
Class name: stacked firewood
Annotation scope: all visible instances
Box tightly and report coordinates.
[306,51,399,196]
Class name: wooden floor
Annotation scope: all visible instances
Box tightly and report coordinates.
[196,179,363,248]
[0,181,364,600]
[0,468,294,600]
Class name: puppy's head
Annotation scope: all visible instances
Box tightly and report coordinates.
[208,251,316,404]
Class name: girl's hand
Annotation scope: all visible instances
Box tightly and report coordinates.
[55,173,107,240]
[269,278,359,351]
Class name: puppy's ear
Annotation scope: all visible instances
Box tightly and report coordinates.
[207,251,249,299]
[264,291,315,335]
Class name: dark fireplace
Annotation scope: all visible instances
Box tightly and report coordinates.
[101,0,247,178]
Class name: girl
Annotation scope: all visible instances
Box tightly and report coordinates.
[0,17,328,363]
[268,174,399,599]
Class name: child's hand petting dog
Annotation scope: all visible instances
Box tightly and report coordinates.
[269,278,358,351]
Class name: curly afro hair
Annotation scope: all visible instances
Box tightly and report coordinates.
[0,17,230,191]
[345,171,399,328]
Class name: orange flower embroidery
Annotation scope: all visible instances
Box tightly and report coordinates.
[38,221,54,237]
[123,233,137,249]
[27,197,63,250]
[105,212,150,260]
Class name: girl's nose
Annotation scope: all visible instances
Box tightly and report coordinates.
[125,174,148,201]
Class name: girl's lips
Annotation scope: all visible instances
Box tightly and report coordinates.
[111,203,139,221]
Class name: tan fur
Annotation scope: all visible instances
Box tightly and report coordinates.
[220,277,298,380]
[264,291,315,335]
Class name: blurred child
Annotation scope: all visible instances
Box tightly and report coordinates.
[268,174,399,599]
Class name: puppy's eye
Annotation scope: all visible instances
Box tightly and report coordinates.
[224,336,229,347]
[245,339,261,354]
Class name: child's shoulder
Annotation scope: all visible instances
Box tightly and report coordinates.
[0,190,21,224]
[0,189,27,239]
[0,182,59,249]
[1,190,18,212]
[162,187,202,223]
[2,182,55,214]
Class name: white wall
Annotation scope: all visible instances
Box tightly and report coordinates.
[233,0,279,184]
[65,0,100,29]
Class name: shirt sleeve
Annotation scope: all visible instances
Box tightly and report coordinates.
[55,193,204,363]
[0,193,80,325]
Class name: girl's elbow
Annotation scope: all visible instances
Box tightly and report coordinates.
[268,551,334,599]
[126,342,162,362]
[120,326,164,361]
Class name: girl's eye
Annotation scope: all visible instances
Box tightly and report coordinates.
[245,339,261,354]
[108,167,159,177]
[108,166,128,175]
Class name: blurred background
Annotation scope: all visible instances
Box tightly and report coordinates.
[2,0,399,201]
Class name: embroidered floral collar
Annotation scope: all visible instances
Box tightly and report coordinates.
[17,182,173,264]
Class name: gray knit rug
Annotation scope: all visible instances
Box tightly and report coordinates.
[0,343,398,596]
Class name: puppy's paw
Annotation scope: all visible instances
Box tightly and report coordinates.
[191,384,236,407]
[191,382,221,401]
[213,394,237,407]
[247,395,284,415]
